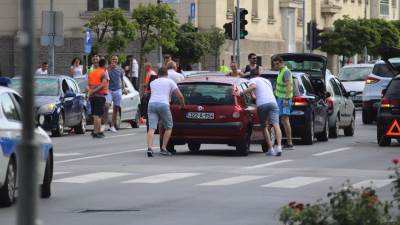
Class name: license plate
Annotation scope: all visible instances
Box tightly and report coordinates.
[186,112,214,120]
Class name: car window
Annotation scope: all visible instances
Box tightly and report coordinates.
[335,79,347,95]
[385,79,400,99]
[0,93,21,121]
[239,82,253,106]
[62,79,71,94]
[293,78,303,96]
[338,67,373,81]
[123,76,135,93]
[66,79,78,93]
[300,76,315,95]
[326,80,334,96]
[330,79,342,96]
[75,78,87,93]
[173,83,234,105]
[10,78,59,96]
[372,63,399,78]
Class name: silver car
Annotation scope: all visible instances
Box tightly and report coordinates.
[338,64,374,107]
[362,60,399,124]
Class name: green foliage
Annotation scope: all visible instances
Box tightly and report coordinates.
[84,9,136,55]
[362,19,400,56]
[207,27,226,68]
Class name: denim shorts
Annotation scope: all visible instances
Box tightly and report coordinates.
[148,102,173,129]
[277,97,292,116]
[106,89,122,107]
[257,103,279,127]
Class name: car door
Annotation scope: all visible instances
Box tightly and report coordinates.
[301,75,325,133]
[336,78,353,123]
[61,79,75,126]
[239,82,263,142]
[329,78,347,126]
[120,76,137,121]
[67,78,84,125]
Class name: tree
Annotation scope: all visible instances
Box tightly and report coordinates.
[207,27,226,69]
[84,9,136,55]
[363,19,400,56]
[132,3,179,92]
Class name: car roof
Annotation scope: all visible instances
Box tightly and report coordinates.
[260,70,305,78]
[374,59,400,64]
[181,74,247,85]
[12,75,71,80]
[341,64,374,68]
[0,86,19,95]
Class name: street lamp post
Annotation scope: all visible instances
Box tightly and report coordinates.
[48,0,55,74]
[157,0,163,67]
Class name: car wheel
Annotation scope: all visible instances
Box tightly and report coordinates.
[344,114,355,137]
[41,151,53,199]
[130,109,140,129]
[377,127,391,146]
[0,158,16,207]
[329,115,340,138]
[188,143,201,152]
[51,112,64,137]
[302,117,314,145]
[236,130,250,156]
[316,118,329,142]
[74,111,86,134]
[362,107,373,124]
[115,111,121,130]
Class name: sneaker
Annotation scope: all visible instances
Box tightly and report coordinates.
[100,125,106,132]
[266,148,277,156]
[167,148,177,155]
[110,127,117,133]
[98,132,105,138]
[160,149,172,156]
[283,144,295,150]
[92,133,104,139]
[275,145,282,157]
[147,148,154,157]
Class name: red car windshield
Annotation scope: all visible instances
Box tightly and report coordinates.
[173,83,234,105]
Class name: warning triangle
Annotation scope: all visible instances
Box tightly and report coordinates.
[386,120,400,136]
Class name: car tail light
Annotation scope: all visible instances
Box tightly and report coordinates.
[232,106,242,119]
[366,76,380,84]
[292,96,308,106]
[325,97,334,111]
[381,98,400,108]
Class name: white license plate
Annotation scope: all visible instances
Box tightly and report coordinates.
[186,112,215,120]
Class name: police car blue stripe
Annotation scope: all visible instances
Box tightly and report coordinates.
[0,137,17,157]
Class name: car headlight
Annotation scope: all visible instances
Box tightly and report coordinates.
[38,103,56,114]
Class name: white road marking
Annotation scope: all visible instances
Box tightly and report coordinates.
[54,153,82,157]
[313,147,352,156]
[122,173,202,184]
[242,160,294,170]
[351,179,394,189]
[261,176,328,189]
[197,175,268,186]
[55,147,155,164]
[54,172,131,184]
[53,172,71,175]
[105,133,137,139]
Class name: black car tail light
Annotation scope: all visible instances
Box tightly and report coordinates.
[381,98,400,108]
[292,96,308,106]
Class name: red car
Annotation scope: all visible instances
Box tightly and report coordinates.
[161,74,265,156]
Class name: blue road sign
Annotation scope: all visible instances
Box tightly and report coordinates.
[190,3,195,18]
[84,30,92,54]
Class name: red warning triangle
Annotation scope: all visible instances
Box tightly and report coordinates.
[386,120,400,136]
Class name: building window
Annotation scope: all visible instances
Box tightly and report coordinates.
[392,0,397,8]
[268,0,274,19]
[252,0,258,17]
[297,8,303,25]
[380,0,390,15]
[227,0,234,13]
[87,0,130,11]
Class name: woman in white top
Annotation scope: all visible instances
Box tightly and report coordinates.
[69,57,83,78]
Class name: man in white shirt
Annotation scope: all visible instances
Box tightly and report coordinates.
[130,57,139,90]
[35,62,48,75]
[166,61,184,84]
[242,68,283,156]
[147,66,185,157]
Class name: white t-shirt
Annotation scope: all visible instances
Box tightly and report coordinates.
[249,77,277,106]
[71,65,83,77]
[149,77,178,105]
[131,59,139,78]
[35,68,48,75]
[167,69,184,83]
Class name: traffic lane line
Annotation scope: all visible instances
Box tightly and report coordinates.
[351,179,394,189]
[54,153,83,157]
[197,175,269,186]
[54,172,131,183]
[122,173,202,184]
[105,133,137,139]
[261,176,328,189]
[54,147,156,164]
[242,160,294,170]
[313,147,352,156]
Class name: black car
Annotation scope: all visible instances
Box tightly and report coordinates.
[10,75,87,137]
[261,71,329,144]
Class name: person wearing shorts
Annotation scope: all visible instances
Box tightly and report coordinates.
[146,66,185,157]
[242,68,283,156]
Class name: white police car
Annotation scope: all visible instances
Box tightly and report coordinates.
[0,86,54,207]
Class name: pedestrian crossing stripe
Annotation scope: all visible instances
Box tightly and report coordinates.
[386,120,400,137]
[122,173,202,184]
[197,175,268,186]
[54,172,131,183]
[351,179,394,189]
[261,177,328,189]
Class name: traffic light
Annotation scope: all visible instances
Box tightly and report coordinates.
[307,21,324,50]
[223,22,233,40]
[239,8,248,39]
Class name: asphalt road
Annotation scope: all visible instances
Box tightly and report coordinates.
[1,112,399,225]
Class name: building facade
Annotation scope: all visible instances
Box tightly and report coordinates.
[0,0,397,75]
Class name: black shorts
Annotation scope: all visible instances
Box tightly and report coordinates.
[89,96,106,116]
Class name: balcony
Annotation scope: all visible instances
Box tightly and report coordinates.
[279,0,303,8]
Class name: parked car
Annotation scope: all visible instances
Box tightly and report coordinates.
[0,86,54,207]
[10,75,87,137]
[325,73,356,138]
[74,75,141,129]
[260,70,329,144]
[362,59,399,124]
[338,64,374,107]
[164,74,265,156]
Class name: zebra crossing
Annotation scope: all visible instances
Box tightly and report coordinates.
[53,171,394,190]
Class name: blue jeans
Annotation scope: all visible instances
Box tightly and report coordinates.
[148,102,173,129]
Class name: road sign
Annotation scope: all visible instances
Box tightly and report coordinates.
[386,120,400,137]
[84,30,92,54]
[41,11,64,46]
[163,0,180,3]
[190,3,195,18]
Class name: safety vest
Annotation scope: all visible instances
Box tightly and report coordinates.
[88,68,108,95]
[219,65,229,73]
[275,66,293,98]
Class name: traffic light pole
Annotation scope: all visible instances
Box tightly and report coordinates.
[232,15,236,64]
[236,1,240,67]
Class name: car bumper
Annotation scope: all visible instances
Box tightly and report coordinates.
[377,112,400,138]
[37,112,59,131]
[363,100,380,111]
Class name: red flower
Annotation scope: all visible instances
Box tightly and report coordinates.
[288,201,296,208]
[392,159,399,165]
[295,203,304,211]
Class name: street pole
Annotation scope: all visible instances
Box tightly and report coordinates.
[302,0,306,53]
[157,0,163,67]
[236,1,240,67]
[48,0,55,74]
[232,10,236,63]
[17,0,40,225]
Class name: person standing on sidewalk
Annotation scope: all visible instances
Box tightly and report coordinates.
[167,61,184,84]
[273,55,295,150]
[147,66,185,157]
[87,58,108,138]
[130,56,139,90]
[69,57,83,78]
[107,55,126,133]
[243,53,262,74]
[242,68,283,156]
